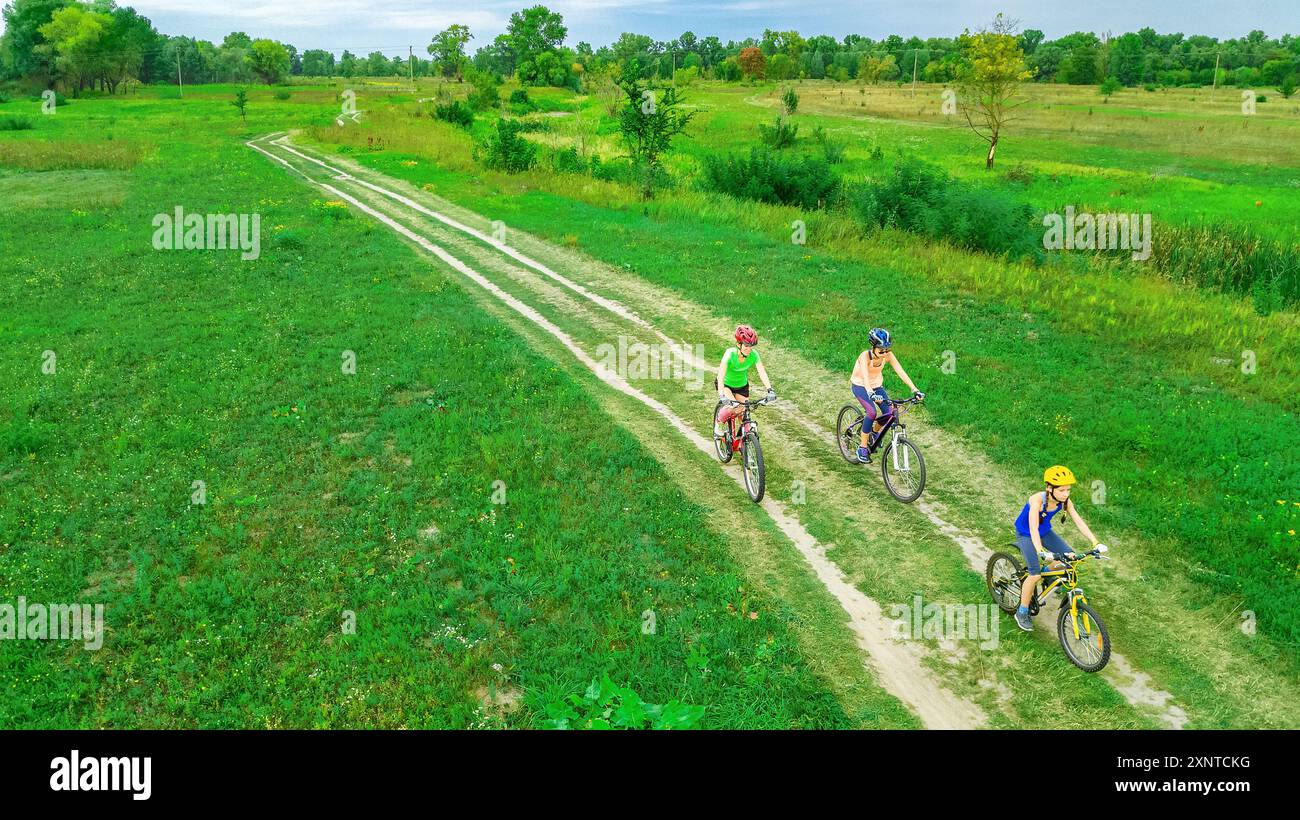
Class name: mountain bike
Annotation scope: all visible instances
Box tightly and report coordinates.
[836,396,926,503]
[712,393,776,503]
[985,545,1112,672]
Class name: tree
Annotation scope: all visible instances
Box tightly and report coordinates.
[858,53,897,84]
[428,23,473,81]
[1018,29,1044,55]
[588,62,622,116]
[507,5,566,69]
[1,0,74,80]
[956,15,1033,168]
[738,46,765,79]
[1099,76,1121,99]
[37,4,110,93]
[338,50,357,77]
[301,49,334,77]
[615,59,696,199]
[231,88,247,122]
[249,39,289,84]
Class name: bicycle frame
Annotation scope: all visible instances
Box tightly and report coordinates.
[723,398,769,452]
[1029,555,1098,639]
[849,399,911,455]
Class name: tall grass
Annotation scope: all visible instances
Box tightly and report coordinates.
[1147,221,1300,313]
[0,139,149,169]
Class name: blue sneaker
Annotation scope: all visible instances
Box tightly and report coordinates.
[1014,607,1033,632]
[856,446,872,463]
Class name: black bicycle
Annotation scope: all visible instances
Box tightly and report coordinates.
[836,396,926,503]
[712,393,776,503]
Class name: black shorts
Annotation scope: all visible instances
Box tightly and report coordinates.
[715,378,749,398]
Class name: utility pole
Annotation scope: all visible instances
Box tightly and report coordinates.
[409,45,414,87]
[1211,51,1220,98]
[911,51,918,97]
[176,48,183,97]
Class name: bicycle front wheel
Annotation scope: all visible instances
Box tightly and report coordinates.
[836,404,864,463]
[880,436,925,503]
[1058,601,1111,673]
[742,432,765,503]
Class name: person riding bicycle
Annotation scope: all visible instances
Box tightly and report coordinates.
[1012,465,1108,632]
[850,328,923,463]
[714,324,775,438]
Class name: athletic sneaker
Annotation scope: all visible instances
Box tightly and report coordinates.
[856,446,872,463]
[1014,608,1033,632]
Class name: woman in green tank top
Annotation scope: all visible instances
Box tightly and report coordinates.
[715,324,775,437]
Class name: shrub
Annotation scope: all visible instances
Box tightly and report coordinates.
[508,88,536,115]
[0,92,10,104]
[476,118,537,173]
[780,87,799,116]
[274,89,290,100]
[549,146,587,174]
[0,115,34,131]
[848,157,1040,260]
[1002,163,1035,185]
[700,146,839,209]
[465,69,501,111]
[433,100,474,128]
[757,115,798,149]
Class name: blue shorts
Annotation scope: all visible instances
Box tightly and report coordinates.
[852,384,891,422]
[1015,532,1072,575]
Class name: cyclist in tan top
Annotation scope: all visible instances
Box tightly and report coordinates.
[850,328,923,463]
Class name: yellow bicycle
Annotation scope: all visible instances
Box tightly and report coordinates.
[986,545,1112,672]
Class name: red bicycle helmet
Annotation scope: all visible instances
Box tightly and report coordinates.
[735,324,758,345]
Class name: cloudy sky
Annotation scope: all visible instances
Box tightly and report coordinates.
[9,1,1298,54]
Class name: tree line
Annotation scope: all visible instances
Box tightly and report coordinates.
[2,0,1297,94]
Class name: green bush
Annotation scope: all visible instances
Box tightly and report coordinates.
[433,100,474,128]
[274,89,290,100]
[0,115,34,131]
[757,115,798,149]
[507,88,536,116]
[848,158,1040,260]
[476,118,537,173]
[549,146,587,174]
[465,69,501,111]
[701,146,839,209]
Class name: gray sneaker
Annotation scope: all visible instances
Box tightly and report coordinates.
[1014,610,1033,632]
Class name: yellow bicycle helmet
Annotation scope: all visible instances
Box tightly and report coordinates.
[1043,465,1077,486]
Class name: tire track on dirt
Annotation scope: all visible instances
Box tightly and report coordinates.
[249,133,987,729]
[265,134,1191,727]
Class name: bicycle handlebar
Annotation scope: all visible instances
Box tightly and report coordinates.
[724,395,776,408]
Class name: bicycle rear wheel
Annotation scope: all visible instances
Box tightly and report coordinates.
[880,436,925,503]
[1058,601,1111,672]
[836,404,864,463]
[741,432,765,503]
[712,401,732,463]
[986,552,1024,614]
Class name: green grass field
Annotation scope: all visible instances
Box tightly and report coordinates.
[1,77,1296,728]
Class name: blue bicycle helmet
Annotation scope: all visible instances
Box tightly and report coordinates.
[868,328,891,350]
